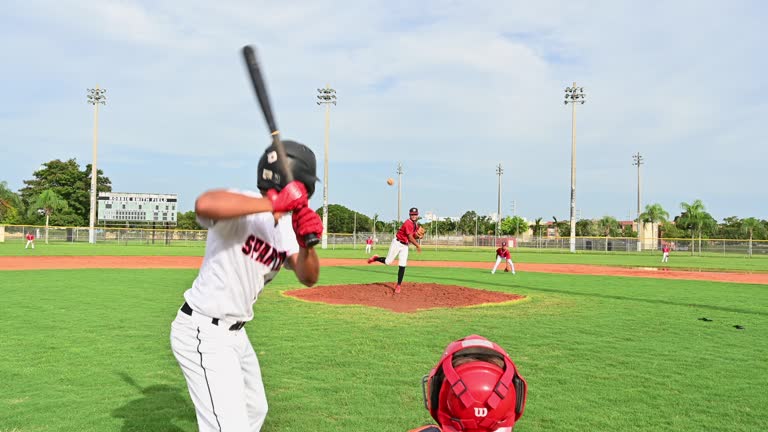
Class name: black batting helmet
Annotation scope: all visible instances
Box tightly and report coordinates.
[257,140,318,198]
[409,207,419,216]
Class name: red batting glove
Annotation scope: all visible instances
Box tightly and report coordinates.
[268,181,309,213]
[292,206,323,248]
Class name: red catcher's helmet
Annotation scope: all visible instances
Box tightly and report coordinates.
[422,335,527,432]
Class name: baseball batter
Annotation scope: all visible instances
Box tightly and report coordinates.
[367,207,423,293]
[170,141,322,432]
[411,335,528,432]
[491,241,515,275]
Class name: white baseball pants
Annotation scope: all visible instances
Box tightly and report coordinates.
[385,239,410,266]
[491,257,515,274]
[171,309,267,432]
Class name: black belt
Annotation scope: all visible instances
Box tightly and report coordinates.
[181,302,246,331]
[399,240,408,245]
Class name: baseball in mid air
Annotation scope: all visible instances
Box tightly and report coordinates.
[387,178,394,186]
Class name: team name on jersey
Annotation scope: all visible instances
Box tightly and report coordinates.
[241,235,287,270]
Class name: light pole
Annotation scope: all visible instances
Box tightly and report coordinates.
[316,84,337,249]
[396,162,403,223]
[564,83,586,253]
[633,152,644,251]
[87,86,106,244]
[495,164,503,239]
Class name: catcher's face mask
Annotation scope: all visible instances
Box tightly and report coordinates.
[421,335,527,432]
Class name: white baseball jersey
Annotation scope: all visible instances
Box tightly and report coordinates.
[183,190,299,322]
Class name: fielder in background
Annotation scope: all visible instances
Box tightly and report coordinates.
[367,207,424,294]
[365,235,373,254]
[170,140,322,432]
[491,241,515,275]
[410,334,528,432]
[662,244,671,263]
[24,232,35,249]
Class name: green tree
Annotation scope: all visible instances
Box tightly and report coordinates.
[176,211,204,230]
[500,216,527,236]
[677,200,717,255]
[530,217,544,239]
[741,217,765,258]
[576,219,598,237]
[20,159,111,226]
[660,220,685,239]
[28,189,68,244]
[718,216,742,239]
[639,203,669,247]
[457,211,480,235]
[0,181,24,224]
[597,216,620,252]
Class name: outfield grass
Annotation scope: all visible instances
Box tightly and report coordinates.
[3,241,767,273]
[2,266,766,431]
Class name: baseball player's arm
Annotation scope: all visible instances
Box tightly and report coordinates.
[196,182,308,220]
[407,233,422,252]
[285,248,319,286]
[195,190,273,220]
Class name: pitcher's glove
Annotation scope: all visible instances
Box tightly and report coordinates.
[292,207,323,248]
[414,226,426,239]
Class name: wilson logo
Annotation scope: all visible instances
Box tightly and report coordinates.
[474,407,488,417]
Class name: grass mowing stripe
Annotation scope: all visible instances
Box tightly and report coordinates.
[2,267,766,431]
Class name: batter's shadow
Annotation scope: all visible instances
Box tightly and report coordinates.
[112,372,195,432]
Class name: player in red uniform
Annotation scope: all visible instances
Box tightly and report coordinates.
[367,207,421,294]
[661,245,670,263]
[365,236,373,254]
[410,335,527,432]
[491,241,515,274]
[25,232,35,249]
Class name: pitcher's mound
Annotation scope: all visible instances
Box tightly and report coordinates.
[284,282,525,313]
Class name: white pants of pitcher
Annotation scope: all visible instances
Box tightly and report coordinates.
[491,257,515,274]
[25,240,34,249]
[171,309,267,432]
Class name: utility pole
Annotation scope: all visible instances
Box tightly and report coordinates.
[396,162,403,223]
[564,83,586,253]
[496,164,503,239]
[316,85,337,249]
[633,152,644,251]
[86,86,106,244]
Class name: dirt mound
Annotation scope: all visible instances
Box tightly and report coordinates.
[284,282,525,313]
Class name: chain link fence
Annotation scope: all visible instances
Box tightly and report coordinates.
[2,224,767,256]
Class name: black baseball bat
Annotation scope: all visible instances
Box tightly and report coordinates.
[241,45,319,247]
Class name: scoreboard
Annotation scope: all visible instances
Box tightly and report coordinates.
[97,192,178,224]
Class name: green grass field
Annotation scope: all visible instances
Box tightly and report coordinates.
[3,241,768,273]
[3,264,767,431]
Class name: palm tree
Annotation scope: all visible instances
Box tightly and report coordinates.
[679,200,709,256]
[597,216,619,252]
[28,189,68,244]
[639,203,670,249]
[741,217,764,258]
[530,217,544,247]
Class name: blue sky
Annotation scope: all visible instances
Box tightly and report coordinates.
[2,1,766,223]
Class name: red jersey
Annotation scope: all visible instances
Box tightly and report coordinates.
[396,219,419,244]
[663,246,670,253]
[496,247,510,259]
[366,238,373,245]
[26,234,34,241]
